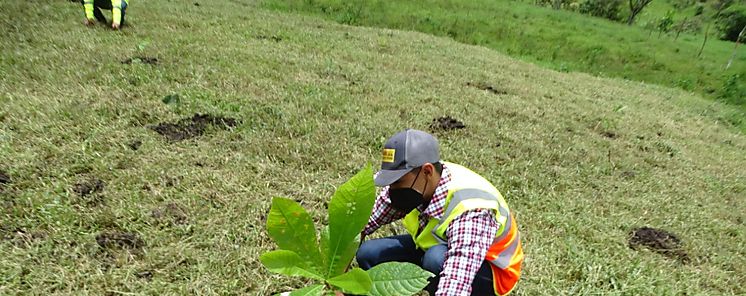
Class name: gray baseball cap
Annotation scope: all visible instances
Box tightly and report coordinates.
[374,129,440,186]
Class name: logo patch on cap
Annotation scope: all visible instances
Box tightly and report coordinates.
[382,149,395,163]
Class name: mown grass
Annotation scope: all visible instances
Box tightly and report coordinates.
[262,0,746,130]
[1,0,745,295]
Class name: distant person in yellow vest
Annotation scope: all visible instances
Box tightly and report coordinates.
[357,129,524,296]
[81,0,128,30]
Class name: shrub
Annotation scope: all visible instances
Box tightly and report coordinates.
[694,3,705,16]
[717,6,746,42]
[718,73,746,106]
[579,0,624,21]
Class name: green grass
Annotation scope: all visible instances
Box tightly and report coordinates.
[262,0,746,130]
[1,0,745,295]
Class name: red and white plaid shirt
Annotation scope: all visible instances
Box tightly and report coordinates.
[363,164,499,296]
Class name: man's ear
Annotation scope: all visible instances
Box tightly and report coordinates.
[422,163,434,175]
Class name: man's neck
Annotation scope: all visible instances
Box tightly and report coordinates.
[424,171,442,200]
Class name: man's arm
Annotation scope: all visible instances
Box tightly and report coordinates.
[436,209,498,296]
[111,0,124,27]
[361,186,407,237]
[83,0,95,23]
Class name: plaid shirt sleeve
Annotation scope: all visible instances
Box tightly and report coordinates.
[436,209,499,296]
[362,186,407,236]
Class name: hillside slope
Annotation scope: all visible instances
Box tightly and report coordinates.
[262,0,746,129]
[1,0,744,295]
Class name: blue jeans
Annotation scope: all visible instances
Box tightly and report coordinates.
[356,235,495,295]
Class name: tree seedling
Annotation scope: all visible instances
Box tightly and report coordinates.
[261,165,433,296]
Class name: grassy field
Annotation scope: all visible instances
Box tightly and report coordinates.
[262,0,746,130]
[1,0,745,295]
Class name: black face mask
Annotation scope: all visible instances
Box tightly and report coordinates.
[389,169,429,213]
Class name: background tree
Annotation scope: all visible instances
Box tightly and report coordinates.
[552,0,566,9]
[698,0,735,57]
[717,5,746,41]
[670,0,696,41]
[627,0,654,25]
[725,23,746,69]
[674,17,689,41]
[658,11,675,38]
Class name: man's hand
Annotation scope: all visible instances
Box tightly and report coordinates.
[84,18,95,26]
[111,22,120,30]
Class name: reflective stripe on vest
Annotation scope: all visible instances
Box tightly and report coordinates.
[400,162,522,295]
[433,188,508,241]
[84,0,95,19]
[112,0,125,24]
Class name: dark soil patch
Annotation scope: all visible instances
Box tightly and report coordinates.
[430,116,466,131]
[629,227,689,263]
[161,175,183,187]
[152,202,188,225]
[73,178,105,197]
[135,270,154,280]
[620,171,636,179]
[601,131,618,139]
[96,231,144,250]
[466,82,508,95]
[149,113,239,141]
[256,34,282,42]
[0,170,10,186]
[1,228,47,247]
[122,56,159,65]
[128,139,142,151]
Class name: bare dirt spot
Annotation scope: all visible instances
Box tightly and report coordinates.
[466,82,508,95]
[122,56,159,65]
[256,34,282,42]
[73,178,105,197]
[620,171,636,179]
[1,228,47,247]
[600,131,618,139]
[0,170,10,187]
[149,113,239,141]
[73,178,105,206]
[128,139,142,151]
[73,178,106,197]
[161,175,183,187]
[152,202,188,225]
[629,227,689,262]
[96,231,144,250]
[430,116,466,131]
[135,270,154,280]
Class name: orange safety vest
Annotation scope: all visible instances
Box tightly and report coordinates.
[401,162,523,295]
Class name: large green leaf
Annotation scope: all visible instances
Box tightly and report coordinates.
[366,262,434,296]
[260,250,324,280]
[325,165,376,276]
[320,225,361,277]
[266,197,323,271]
[319,225,331,268]
[288,284,324,296]
[326,267,372,295]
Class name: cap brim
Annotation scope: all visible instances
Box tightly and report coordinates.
[374,168,413,186]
